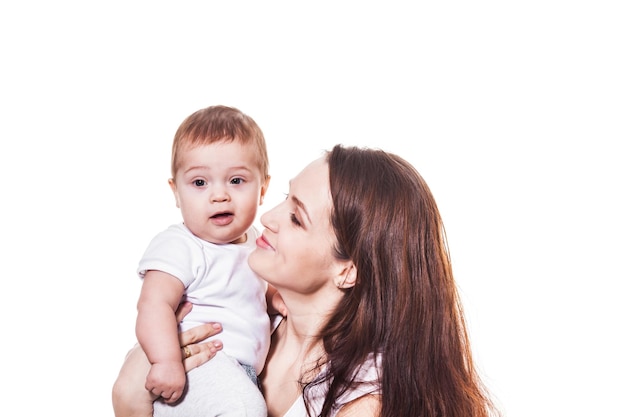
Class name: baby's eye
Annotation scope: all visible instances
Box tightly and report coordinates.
[193,179,206,187]
[230,177,244,185]
[290,212,302,227]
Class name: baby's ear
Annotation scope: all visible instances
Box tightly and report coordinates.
[168,178,180,208]
[259,175,271,205]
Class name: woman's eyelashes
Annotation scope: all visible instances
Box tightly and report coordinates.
[283,193,303,227]
[290,212,302,227]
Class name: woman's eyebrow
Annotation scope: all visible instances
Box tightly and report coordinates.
[291,195,312,225]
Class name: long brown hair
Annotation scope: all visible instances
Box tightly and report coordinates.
[306,145,499,417]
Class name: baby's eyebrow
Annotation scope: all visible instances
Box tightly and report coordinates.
[183,165,253,175]
[227,165,253,173]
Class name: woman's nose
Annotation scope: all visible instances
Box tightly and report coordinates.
[260,204,280,231]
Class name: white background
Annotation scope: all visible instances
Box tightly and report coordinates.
[1,2,624,416]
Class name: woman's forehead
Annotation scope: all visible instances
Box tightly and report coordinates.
[291,157,327,191]
[290,157,331,218]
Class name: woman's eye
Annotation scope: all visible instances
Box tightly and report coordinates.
[193,179,206,186]
[290,212,302,227]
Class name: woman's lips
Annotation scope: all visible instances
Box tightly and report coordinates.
[256,235,274,250]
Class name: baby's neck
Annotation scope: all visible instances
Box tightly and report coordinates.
[229,232,247,244]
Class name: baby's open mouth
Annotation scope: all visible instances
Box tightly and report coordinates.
[211,212,232,218]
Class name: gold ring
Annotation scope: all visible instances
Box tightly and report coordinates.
[183,346,192,359]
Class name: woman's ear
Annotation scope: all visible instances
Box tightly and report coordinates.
[168,178,180,208]
[336,262,357,289]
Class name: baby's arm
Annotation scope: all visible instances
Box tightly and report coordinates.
[112,302,224,417]
[136,270,187,404]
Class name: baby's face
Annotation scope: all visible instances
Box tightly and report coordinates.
[169,140,267,244]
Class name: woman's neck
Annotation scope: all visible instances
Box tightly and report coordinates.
[261,311,327,417]
[279,288,340,350]
[277,305,327,361]
[261,288,341,417]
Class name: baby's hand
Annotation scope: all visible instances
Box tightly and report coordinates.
[145,361,187,404]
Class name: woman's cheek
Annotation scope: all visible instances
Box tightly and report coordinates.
[248,249,274,279]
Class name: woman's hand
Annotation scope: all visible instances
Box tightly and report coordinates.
[176,302,224,372]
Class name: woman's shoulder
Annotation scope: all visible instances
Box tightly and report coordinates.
[270,314,284,334]
[299,353,382,417]
[352,352,382,385]
[335,394,381,417]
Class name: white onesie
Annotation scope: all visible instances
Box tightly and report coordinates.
[140,223,270,417]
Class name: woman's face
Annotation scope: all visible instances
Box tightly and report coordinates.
[249,156,341,295]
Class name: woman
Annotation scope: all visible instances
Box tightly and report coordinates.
[114,144,499,417]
